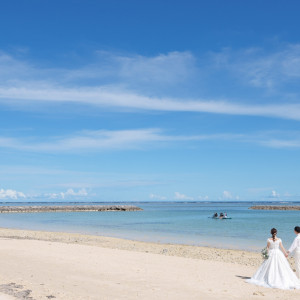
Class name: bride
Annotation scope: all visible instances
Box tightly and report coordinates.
[247,228,300,289]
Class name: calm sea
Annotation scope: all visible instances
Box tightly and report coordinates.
[0,201,299,251]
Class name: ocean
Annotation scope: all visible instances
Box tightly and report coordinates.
[0,201,299,251]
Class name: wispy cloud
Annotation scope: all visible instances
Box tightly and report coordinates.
[0,129,240,152]
[149,193,167,200]
[106,51,196,84]
[260,139,300,148]
[1,50,300,120]
[1,129,300,153]
[212,44,300,90]
[0,50,195,87]
[1,85,300,120]
[252,130,300,148]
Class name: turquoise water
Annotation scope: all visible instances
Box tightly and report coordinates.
[0,201,299,251]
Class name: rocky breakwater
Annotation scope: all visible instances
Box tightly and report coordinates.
[250,205,300,210]
[0,205,143,213]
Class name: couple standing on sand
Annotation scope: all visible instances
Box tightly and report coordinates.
[247,226,300,290]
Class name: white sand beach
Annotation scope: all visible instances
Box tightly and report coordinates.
[0,294,16,300]
[0,228,299,300]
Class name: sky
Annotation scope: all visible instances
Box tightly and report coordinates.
[0,0,300,202]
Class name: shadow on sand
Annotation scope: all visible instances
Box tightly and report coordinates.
[236,275,251,280]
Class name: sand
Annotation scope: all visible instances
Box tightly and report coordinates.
[0,293,16,300]
[0,228,299,300]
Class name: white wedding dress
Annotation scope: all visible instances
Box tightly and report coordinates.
[247,238,300,289]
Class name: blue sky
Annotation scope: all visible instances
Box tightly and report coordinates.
[0,0,300,202]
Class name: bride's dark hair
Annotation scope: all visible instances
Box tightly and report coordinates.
[295,226,300,233]
[271,228,277,241]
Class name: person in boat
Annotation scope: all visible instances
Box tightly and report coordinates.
[219,212,224,219]
[213,212,218,218]
[224,212,228,219]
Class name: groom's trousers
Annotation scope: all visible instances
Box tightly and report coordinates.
[295,251,300,278]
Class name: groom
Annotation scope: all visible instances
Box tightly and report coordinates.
[286,226,300,278]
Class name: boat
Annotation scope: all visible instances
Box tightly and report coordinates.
[209,216,232,219]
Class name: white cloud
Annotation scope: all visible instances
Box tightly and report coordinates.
[222,190,233,200]
[0,188,26,200]
[64,188,88,197]
[262,191,300,201]
[46,188,88,199]
[149,193,167,200]
[174,192,194,200]
[270,190,280,198]
[220,190,239,200]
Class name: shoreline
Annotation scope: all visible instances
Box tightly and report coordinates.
[0,227,299,299]
[0,227,290,268]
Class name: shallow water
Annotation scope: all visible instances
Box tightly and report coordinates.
[0,201,299,251]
